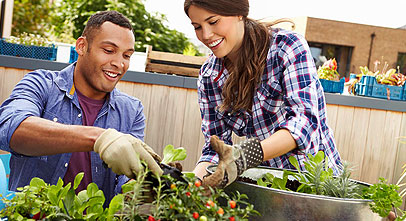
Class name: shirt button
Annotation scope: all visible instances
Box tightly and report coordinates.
[78,113,82,118]
[65,163,68,167]
[53,117,58,122]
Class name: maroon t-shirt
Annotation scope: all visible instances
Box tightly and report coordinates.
[63,89,105,193]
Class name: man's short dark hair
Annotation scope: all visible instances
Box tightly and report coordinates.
[82,11,133,43]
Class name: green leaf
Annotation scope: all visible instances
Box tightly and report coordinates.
[74,172,84,190]
[121,180,136,193]
[107,194,124,220]
[162,145,187,164]
[288,156,300,171]
[29,177,46,188]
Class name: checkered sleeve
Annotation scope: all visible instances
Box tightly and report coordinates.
[274,33,322,153]
[197,60,233,164]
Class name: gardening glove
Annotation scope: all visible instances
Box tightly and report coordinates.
[203,135,263,188]
[94,128,163,178]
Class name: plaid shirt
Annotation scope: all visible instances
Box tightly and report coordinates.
[197,29,342,175]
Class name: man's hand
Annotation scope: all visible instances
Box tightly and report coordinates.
[203,135,264,188]
[94,129,163,178]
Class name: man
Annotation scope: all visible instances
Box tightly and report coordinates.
[0,11,162,204]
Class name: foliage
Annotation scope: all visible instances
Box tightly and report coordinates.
[0,145,258,220]
[317,58,340,81]
[0,172,123,220]
[362,178,405,220]
[12,0,200,54]
[254,151,405,220]
[5,32,53,47]
[118,172,259,220]
[11,0,54,38]
[162,145,187,165]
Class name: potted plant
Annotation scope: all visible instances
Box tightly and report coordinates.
[207,151,406,221]
[0,145,259,220]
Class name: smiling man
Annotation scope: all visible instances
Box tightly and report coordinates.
[0,11,162,205]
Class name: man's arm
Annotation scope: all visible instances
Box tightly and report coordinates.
[10,116,104,156]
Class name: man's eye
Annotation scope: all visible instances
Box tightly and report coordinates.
[124,54,132,59]
[104,49,113,53]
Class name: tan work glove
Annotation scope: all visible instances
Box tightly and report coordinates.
[94,129,163,178]
[203,135,264,188]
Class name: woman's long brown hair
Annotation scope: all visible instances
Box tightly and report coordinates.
[185,0,270,113]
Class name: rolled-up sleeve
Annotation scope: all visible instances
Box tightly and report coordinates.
[0,70,50,152]
[274,34,321,153]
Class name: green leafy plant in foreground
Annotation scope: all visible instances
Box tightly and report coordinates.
[0,145,259,220]
[0,172,123,220]
[256,151,405,220]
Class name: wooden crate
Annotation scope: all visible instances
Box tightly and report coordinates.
[145,46,207,77]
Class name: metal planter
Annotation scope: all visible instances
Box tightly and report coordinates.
[209,166,380,221]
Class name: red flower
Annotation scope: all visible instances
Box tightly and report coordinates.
[323,58,337,71]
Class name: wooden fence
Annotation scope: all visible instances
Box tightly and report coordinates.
[1,66,406,187]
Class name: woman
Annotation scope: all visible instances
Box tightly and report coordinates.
[184,0,342,187]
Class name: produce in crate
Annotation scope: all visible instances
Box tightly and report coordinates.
[317,58,340,81]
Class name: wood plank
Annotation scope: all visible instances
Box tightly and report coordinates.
[144,85,170,156]
[181,89,203,171]
[393,112,406,210]
[379,111,403,183]
[326,104,339,133]
[333,105,355,162]
[360,109,401,184]
[148,50,207,65]
[146,63,199,77]
[132,83,153,124]
[345,107,371,180]
[391,111,406,182]
[360,109,387,184]
[116,81,134,96]
[161,87,188,150]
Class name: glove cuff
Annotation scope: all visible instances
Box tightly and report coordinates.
[235,137,263,175]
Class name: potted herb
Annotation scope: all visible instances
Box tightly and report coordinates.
[208,151,406,221]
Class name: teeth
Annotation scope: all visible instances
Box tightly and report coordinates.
[105,71,118,78]
[208,39,222,47]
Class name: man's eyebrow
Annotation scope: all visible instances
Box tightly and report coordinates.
[191,15,216,25]
[101,40,135,52]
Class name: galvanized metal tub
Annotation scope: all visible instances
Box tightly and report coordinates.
[207,166,381,221]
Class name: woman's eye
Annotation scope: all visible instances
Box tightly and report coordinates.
[209,20,218,25]
[193,26,201,30]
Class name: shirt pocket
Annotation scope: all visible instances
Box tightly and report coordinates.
[256,80,283,112]
[42,109,69,124]
[215,108,247,132]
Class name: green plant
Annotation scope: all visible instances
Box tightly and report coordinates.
[0,172,123,220]
[254,151,405,220]
[6,32,53,47]
[362,178,405,220]
[317,58,340,81]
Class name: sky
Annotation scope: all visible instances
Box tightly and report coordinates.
[144,0,406,41]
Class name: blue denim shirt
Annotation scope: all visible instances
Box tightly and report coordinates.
[0,63,146,204]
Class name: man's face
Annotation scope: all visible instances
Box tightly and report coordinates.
[75,21,135,100]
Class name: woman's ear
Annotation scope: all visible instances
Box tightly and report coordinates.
[75,37,87,56]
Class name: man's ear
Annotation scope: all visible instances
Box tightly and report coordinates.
[75,37,87,56]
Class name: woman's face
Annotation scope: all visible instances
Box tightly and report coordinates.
[188,5,244,59]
